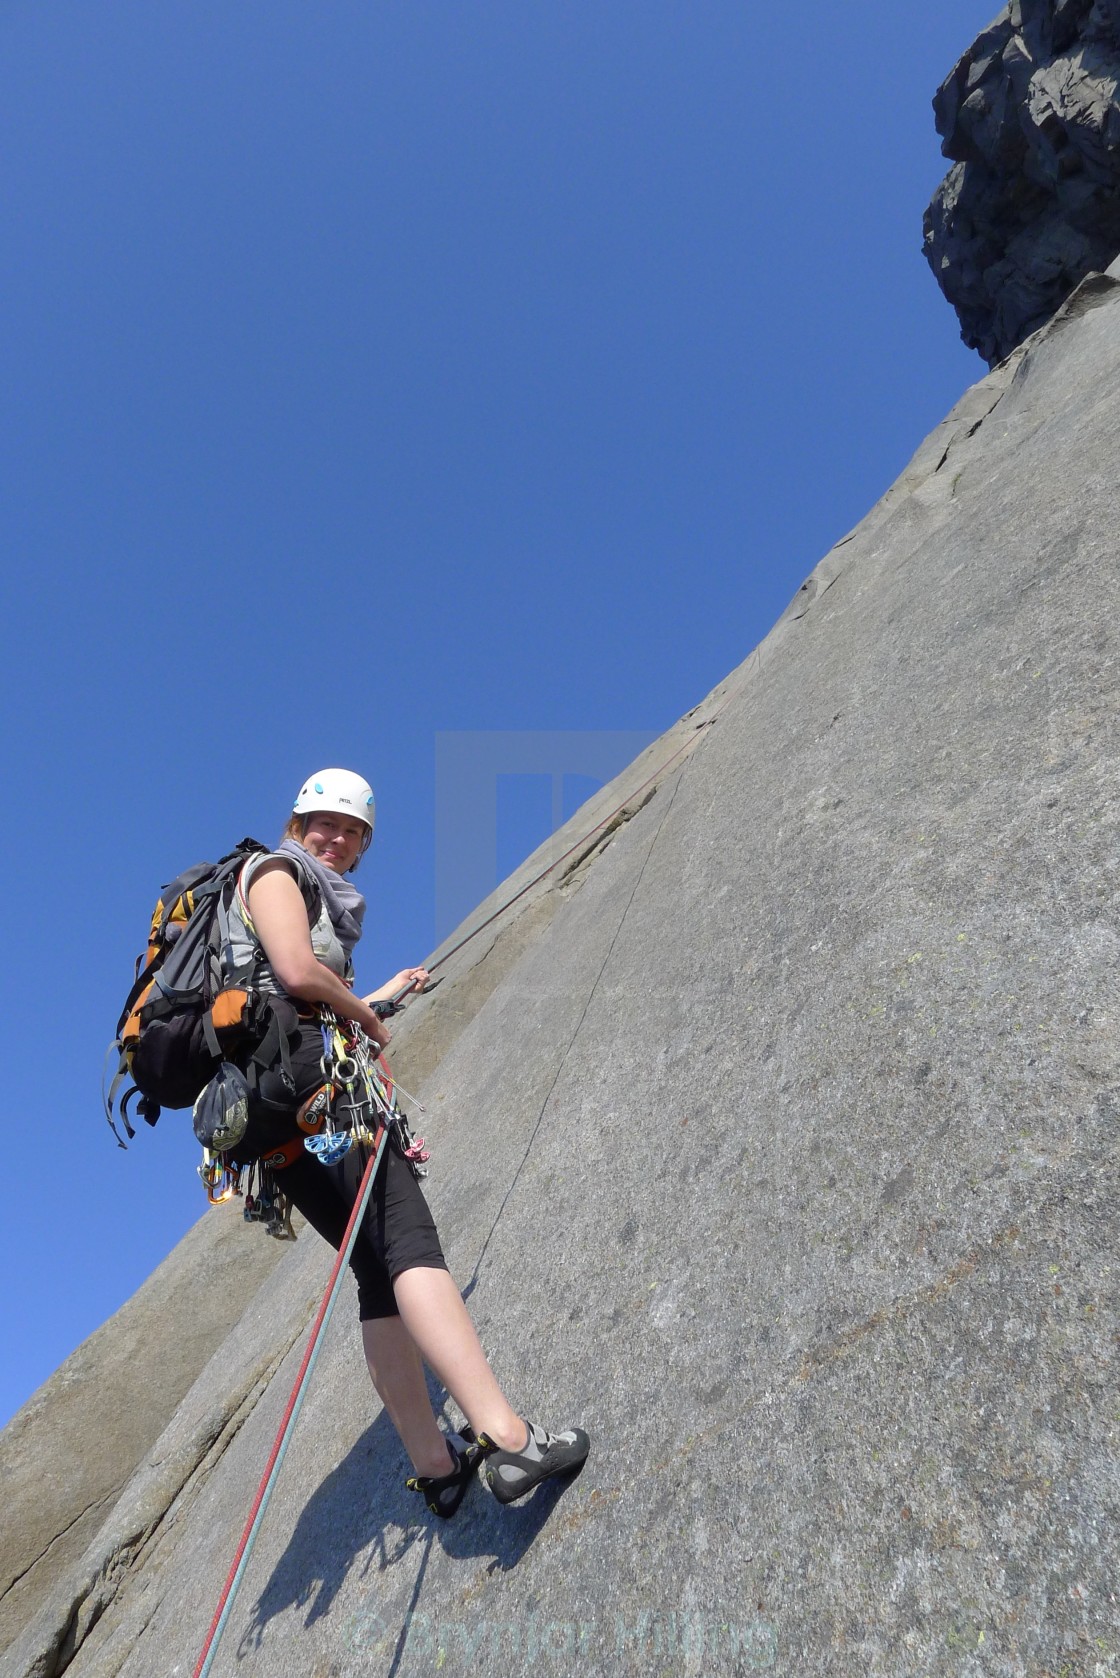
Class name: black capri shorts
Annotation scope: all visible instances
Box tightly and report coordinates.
[235,1019,448,1320]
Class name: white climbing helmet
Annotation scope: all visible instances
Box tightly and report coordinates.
[293,768,376,843]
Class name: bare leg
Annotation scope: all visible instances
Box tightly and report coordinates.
[361,1316,457,1478]
[392,1266,528,1452]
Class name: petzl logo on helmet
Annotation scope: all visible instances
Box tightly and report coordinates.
[292,769,376,837]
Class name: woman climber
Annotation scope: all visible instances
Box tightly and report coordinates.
[217,767,588,1517]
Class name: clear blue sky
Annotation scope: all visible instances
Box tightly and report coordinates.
[0,0,992,1427]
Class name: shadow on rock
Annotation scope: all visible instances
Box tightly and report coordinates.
[239,1396,583,1655]
[238,1411,419,1651]
[384,1468,585,1678]
[441,1456,582,1570]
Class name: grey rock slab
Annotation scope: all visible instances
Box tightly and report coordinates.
[0,1198,294,1659]
[0,1215,342,1678]
[8,251,1120,1677]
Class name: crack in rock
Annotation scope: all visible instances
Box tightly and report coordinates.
[0,1497,112,1604]
[557,788,658,889]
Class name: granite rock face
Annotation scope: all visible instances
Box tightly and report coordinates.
[925,0,1120,362]
[5,274,1120,1677]
[0,1199,294,1658]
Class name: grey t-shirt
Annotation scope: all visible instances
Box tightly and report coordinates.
[228,851,350,995]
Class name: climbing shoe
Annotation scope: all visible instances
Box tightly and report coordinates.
[406,1431,480,1519]
[476,1419,590,1504]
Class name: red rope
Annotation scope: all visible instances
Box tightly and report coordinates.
[193,1123,386,1677]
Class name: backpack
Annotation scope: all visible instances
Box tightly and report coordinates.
[104,838,319,1145]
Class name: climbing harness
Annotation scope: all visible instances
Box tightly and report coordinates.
[193,1002,431,1230]
[297,1007,427,1172]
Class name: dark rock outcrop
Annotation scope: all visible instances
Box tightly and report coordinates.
[925,0,1120,362]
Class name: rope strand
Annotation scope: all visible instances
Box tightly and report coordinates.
[194,1120,389,1678]
[425,662,753,979]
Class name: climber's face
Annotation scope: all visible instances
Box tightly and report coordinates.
[300,811,368,874]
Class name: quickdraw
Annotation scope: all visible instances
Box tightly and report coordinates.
[371,1049,431,1176]
[239,1158,296,1239]
[198,1153,234,1206]
[314,1009,431,1177]
[197,1151,296,1239]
